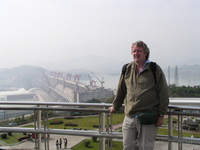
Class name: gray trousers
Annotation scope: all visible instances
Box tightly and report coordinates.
[122,116,158,150]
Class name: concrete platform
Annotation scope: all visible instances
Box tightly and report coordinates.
[1,134,200,150]
[0,134,84,150]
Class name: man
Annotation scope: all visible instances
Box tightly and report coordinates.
[109,40,169,150]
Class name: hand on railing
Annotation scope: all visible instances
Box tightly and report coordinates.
[156,117,164,127]
[108,106,116,114]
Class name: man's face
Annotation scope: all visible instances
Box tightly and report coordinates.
[131,45,147,64]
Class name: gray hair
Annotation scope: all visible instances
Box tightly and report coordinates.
[131,40,150,60]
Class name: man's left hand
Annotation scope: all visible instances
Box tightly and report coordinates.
[156,117,164,127]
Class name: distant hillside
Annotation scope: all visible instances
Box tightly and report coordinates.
[0,65,46,90]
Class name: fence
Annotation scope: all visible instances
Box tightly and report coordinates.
[0,101,199,150]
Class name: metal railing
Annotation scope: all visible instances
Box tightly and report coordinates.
[0,101,199,150]
[166,105,200,150]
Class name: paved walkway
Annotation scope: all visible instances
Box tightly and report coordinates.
[0,134,86,150]
[1,139,200,150]
[154,141,200,150]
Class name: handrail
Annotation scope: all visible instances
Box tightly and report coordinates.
[0,106,110,112]
[1,101,200,110]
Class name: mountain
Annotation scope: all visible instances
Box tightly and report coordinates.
[0,65,46,90]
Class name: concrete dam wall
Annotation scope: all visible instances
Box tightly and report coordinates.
[39,75,114,103]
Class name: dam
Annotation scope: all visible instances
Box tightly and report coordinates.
[38,73,114,103]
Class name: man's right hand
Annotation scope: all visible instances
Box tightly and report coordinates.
[108,107,116,114]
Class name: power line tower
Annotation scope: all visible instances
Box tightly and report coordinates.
[174,66,179,87]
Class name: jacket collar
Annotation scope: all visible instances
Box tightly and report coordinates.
[132,60,151,72]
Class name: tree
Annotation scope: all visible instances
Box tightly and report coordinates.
[84,141,90,147]
[92,136,98,142]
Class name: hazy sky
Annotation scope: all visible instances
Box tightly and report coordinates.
[0,0,200,70]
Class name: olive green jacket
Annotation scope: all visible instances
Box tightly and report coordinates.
[113,61,169,118]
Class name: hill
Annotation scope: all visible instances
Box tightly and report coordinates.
[0,65,46,90]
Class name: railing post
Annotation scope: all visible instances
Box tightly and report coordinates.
[177,114,183,150]
[34,110,38,150]
[107,113,113,150]
[37,106,42,150]
[43,106,50,150]
[99,104,106,150]
[168,109,173,150]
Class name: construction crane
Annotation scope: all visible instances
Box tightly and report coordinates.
[91,72,105,88]
[88,74,93,86]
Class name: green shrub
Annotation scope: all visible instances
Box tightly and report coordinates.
[92,136,98,142]
[65,123,78,126]
[93,125,100,128]
[8,132,12,136]
[1,133,7,139]
[84,141,90,147]
[50,120,63,125]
